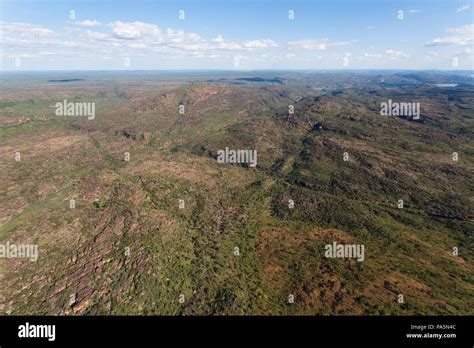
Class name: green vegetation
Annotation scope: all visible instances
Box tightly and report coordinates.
[0,72,473,315]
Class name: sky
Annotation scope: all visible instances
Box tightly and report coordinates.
[0,0,473,70]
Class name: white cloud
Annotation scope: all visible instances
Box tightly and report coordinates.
[385,49,410,59]
[408,9,423,14]
[83,30,109,40]
[289,39,328,50]
[242,39,277,49]
[110,21,161,39]
[453,46,474,58]
[446,23,474,34]
[358,52,382,61]
[0,19,281,66]
[212,35,224,42]
[358,50,409,61]
[287,38,351,50]
[424,24,474,46]
[215,40,242,50]
[457,4,471,12]
[73,20,101,27]
[105,21,276,54]
[14,53,41,58]
[0,21,55,38]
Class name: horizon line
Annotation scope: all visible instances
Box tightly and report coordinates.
[2,68,474,73]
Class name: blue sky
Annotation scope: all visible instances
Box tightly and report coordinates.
[1,0,473,70]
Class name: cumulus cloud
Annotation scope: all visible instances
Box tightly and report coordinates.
[0,19,280,65]
[242,39,277,49]
[287,38,351,50]
[208,36,242,50]
[0,21,88,53]
[110,21,162,40]
[105,22,278,54]
[72,20,101,27]
[212,35,224,43]
[0,21,55,38]
[424,24,474,46]
[288,39,327,50]
[385,49,410,59]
